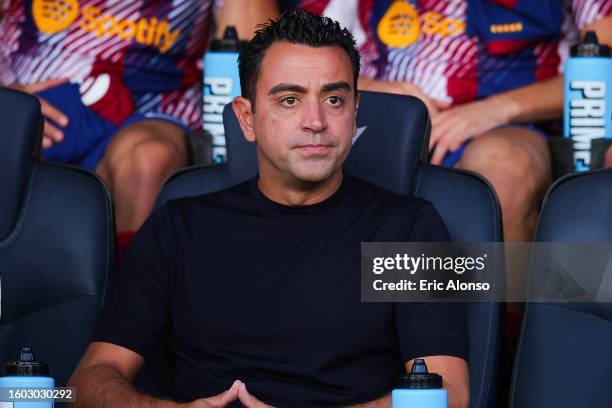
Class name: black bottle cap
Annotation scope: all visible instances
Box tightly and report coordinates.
[210,26,247,52]
[3,347,50,376]
[571,31,610,57]
[397,359,443,389]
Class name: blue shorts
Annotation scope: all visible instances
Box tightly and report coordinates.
[440,124,549,168]
[36,83,189,170]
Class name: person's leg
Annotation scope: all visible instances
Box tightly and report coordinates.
[456,127,552,242]
[96,119,188,232]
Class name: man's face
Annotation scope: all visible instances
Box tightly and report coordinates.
[234,42,358,185]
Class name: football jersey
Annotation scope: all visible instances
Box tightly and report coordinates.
[0,0,218,128]
[300,0,612,105]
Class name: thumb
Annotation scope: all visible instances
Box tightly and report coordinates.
[202,380,241,407]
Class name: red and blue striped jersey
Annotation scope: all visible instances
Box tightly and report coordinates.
[0,0,218,128]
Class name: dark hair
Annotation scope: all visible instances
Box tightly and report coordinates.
[238,9,360,110]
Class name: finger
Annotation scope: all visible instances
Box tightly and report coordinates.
[431,137,451,165]
[204,380,241,407]
[23,78,70,94]
[430,112,458,151]
[429,120,449,151]
[39,98,69,127]
[42,135,53,150]
[44,121,64,144]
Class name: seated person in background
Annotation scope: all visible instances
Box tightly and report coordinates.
[0,0,279,233]
[300,0,612,243]
[68,10,469,408]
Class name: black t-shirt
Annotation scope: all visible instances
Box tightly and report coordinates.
[93,174,467,407]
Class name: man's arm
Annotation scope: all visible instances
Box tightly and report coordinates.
[358,76,449,117]
[67,342,172,408]
[68,342,243,408]
[215,0,280,39]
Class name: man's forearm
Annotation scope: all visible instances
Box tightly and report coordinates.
[488,75,563,124]
[69,363,176,408]
[216,0,280,39]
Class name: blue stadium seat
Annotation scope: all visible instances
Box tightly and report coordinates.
[0,88,113,387]
[509,169,612,408]
[153,91,503,408]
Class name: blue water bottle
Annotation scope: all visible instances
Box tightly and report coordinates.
[392,359,447,408]
[203,26,245,164]
[0,347,54,407]
[563,31,612,172]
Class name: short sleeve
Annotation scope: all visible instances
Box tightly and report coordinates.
[395,202,468,363]
[92,205,176,359]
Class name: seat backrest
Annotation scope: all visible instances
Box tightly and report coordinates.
[509,169,612,408]
[155,91,503,408]
[0,89,113,387]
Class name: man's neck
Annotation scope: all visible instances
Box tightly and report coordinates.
[257,170,344,206]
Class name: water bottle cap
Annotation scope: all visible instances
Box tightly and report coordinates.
[571,31,610,57]
[397,358,443,389]
[3,347,49,376]
[211,25,247,52]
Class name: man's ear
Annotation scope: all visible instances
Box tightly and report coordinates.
[353,92,360,134]
[232,96,256,142]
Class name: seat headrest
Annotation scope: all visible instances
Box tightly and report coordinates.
[536,169,612,242]
[0,88,43,240]
[223,91,429,195]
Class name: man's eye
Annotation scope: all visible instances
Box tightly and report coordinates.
[280,96,299,107]
[325,96,344,106]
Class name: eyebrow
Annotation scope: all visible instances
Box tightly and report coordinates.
[267,81,352,96]
[321,81,352,93]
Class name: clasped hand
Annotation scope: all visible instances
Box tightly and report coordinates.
[182,380,275,408]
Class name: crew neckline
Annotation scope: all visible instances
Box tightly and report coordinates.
[250,173,353,214]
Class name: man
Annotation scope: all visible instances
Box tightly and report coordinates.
[69,10,469,408]
[0,0,279,233]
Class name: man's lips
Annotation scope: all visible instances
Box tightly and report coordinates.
[294,144,334,154]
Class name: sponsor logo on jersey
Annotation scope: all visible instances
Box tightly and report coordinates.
[32,0,180,52]
[377,0,465,48]
[33,0,80,34]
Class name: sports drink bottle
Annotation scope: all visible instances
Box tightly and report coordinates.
[563,31,612,172]
[0,347,54,408]
[392,358,447,408]
[203,26,245,163]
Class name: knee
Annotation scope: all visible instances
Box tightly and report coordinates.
[130,139,184,185]
[105,127,186,187]
[460,136,544,218]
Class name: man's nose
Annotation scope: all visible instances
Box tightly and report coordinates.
[302,101,327,132]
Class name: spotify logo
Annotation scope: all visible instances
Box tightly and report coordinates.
[32,0,80,34]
